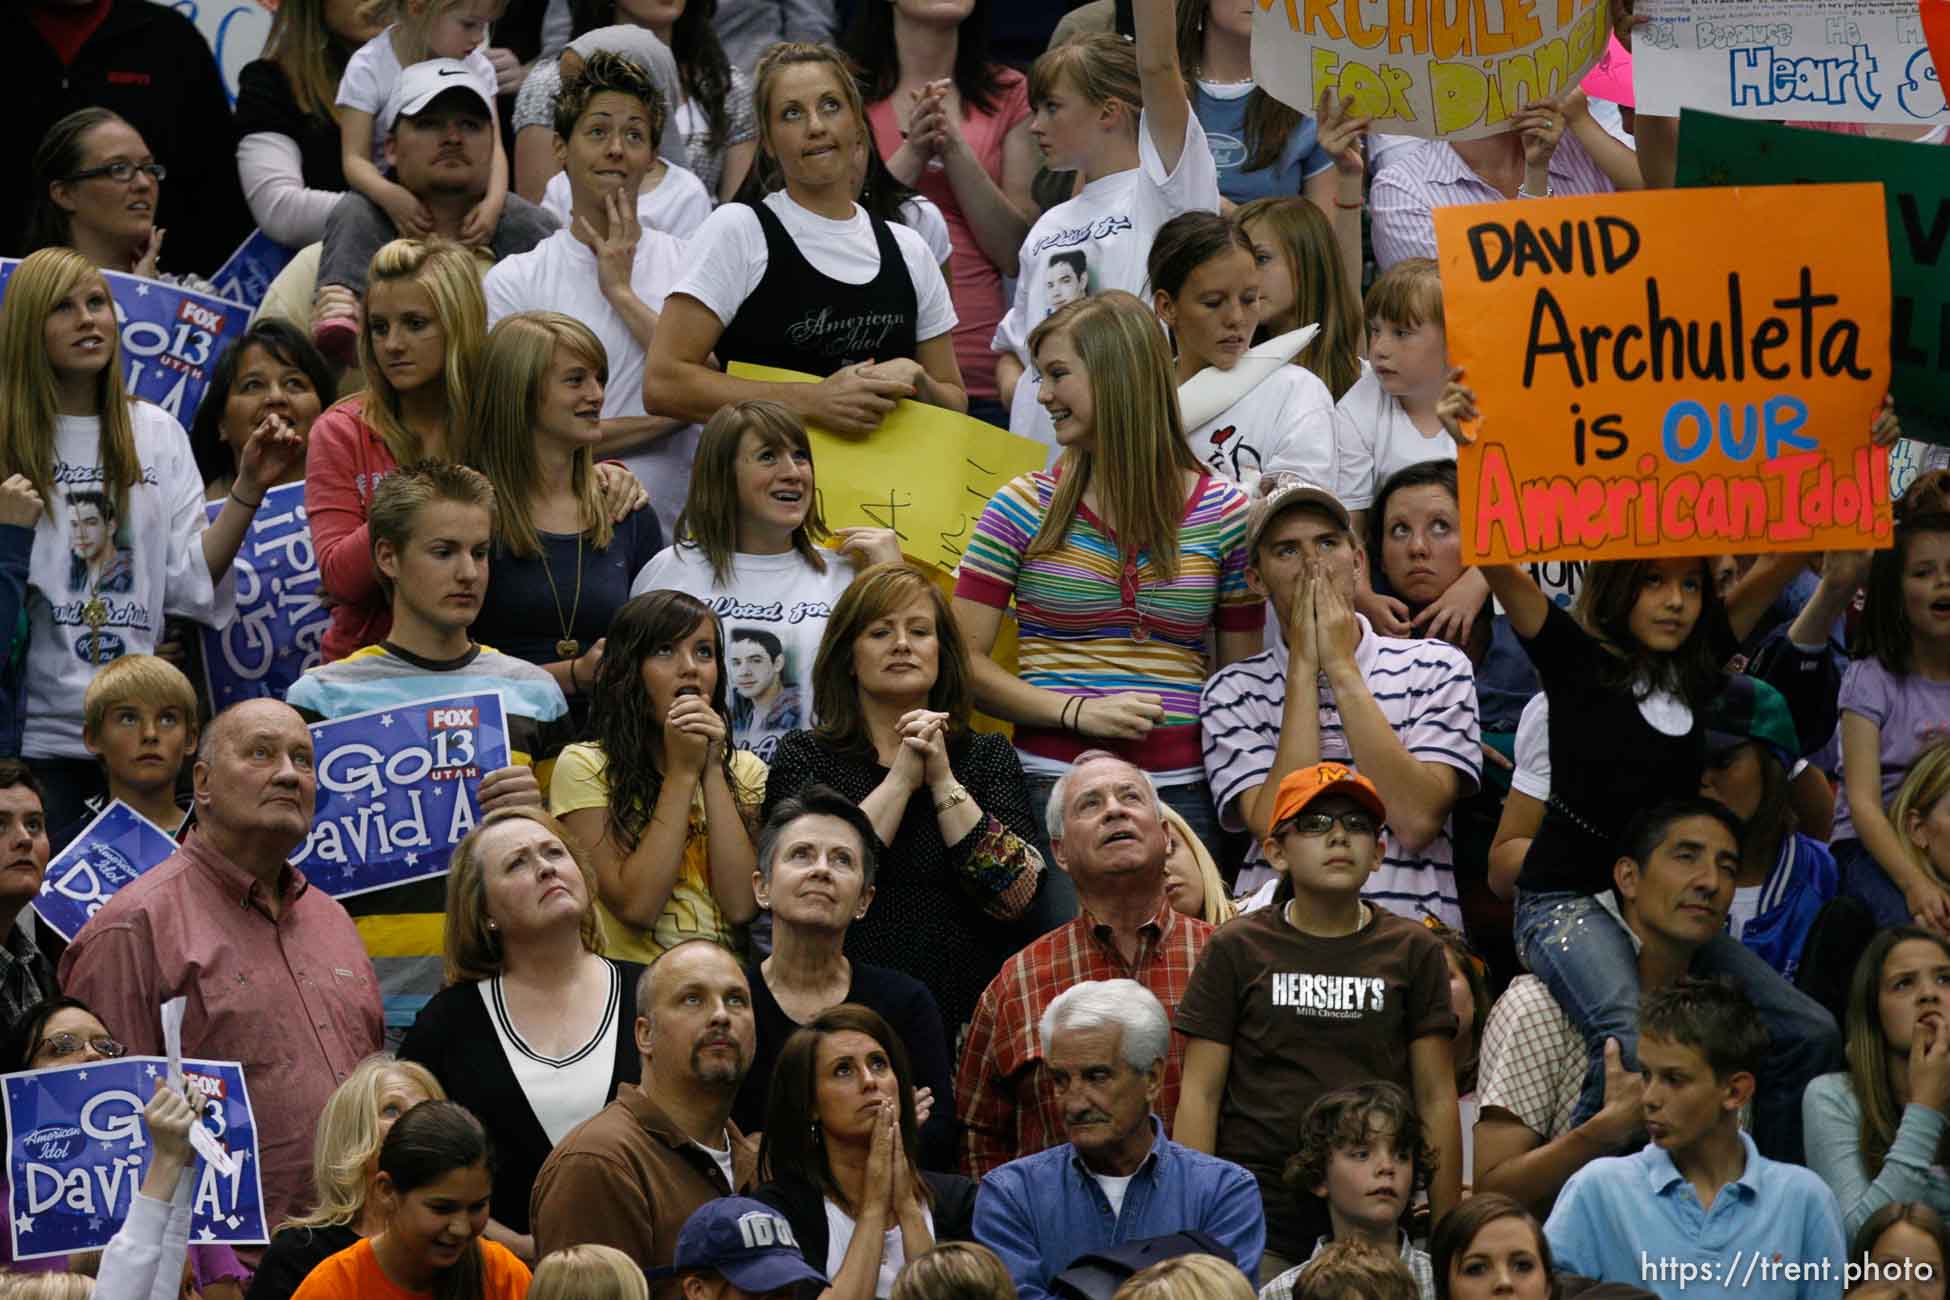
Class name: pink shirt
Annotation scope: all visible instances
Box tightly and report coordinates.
[58,831,384,1241]
[306,396,402,661]
[866,69,1031,401]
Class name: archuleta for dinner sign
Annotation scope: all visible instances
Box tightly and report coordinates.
[1252,0,1612,140]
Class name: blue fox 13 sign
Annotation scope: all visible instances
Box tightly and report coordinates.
[32,802,179,944]
[202,482,328,710]
[295,691,511,899]
[4,1057,266,1260]
[0,260,247,428]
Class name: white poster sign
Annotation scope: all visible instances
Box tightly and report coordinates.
[1633,0,1948,126]
[1251,0,1611,141]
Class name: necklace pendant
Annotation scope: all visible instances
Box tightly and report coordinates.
[557,638,581,659]
[83,597,108,632]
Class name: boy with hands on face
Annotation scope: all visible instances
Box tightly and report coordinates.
[1199,474,1481,917]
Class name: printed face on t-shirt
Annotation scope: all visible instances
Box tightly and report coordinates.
[68,502,114,568]
[728,636,786,702]
[1045,257,1086,310]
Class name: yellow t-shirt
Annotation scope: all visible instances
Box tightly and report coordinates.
[549,742,767,962]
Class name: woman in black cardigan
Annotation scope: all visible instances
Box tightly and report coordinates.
[755,1006,977,1297]
[761,562,1055,1041]
[400,807,645,1265]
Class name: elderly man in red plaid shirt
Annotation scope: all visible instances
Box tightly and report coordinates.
[955,750,1215,1177]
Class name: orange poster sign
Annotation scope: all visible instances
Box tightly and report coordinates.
[1433,184,1894,565]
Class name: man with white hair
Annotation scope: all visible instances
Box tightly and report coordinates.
[956,751,1215,1178]
[973,979,1264,1300]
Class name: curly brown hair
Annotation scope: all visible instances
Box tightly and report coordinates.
[1283,1082,1436,1202]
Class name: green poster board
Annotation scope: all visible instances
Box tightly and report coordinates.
[1676,110,1949,446]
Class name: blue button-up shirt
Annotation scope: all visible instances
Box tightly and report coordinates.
[973,1117,1265,1300]
[1545,1131,1845,1300]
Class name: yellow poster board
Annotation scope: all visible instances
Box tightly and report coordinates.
[726,363,1049,573]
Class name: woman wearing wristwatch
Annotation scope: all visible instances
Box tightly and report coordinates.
[760,562,1048,1042]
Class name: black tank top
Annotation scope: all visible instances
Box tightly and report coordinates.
[716,198,921,376]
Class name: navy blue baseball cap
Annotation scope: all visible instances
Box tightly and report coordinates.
[650,1199,828,1294]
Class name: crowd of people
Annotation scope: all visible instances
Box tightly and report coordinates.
[1,0,1946,1296]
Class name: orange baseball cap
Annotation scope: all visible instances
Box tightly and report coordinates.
[1268,762,1387,830]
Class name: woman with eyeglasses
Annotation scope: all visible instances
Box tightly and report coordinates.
[0,997,251,1294]
[27,108,212,292]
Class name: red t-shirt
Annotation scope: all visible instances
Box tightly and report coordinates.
[865,69,1032,400]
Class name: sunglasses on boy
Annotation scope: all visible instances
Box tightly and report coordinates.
[1278,810,1380,839]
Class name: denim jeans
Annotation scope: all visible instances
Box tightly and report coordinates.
[1835,837,1912,927]
[1515,888,1841,1164]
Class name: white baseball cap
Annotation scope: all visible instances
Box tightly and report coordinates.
[382,58,494,135]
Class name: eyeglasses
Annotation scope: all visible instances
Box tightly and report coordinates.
[1279,810,1379,838]
[66,161,166,185]
[37,1033,125,1061]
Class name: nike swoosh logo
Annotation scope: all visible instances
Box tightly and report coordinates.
[437,69,466,76]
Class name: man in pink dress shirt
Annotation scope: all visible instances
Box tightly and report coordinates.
[59,698,384,1253]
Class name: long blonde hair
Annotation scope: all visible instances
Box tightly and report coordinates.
[1890,741,1950,891]
[282,1054,446,1232]
[264,0,359,120]
[1029,32,1140,136]
[0,248,141,519]
[1160,806,1234,927]
[352,238,485,468]
[1025,292,1202,579]
[1234,196,1364,400]
[461,312,613,559]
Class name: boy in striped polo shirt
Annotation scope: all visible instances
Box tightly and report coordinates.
[287,463,572,1041]
[1198,474,1480,923]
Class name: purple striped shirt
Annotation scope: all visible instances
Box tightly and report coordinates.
[1370,132,1618,270]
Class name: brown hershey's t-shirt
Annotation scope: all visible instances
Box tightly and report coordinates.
[1173,904,1456,1258]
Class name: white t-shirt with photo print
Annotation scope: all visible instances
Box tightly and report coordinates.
[996,108,1221,451]
[1184,364,1340,489]
[24,404,235,758]
[628,543,859,763]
